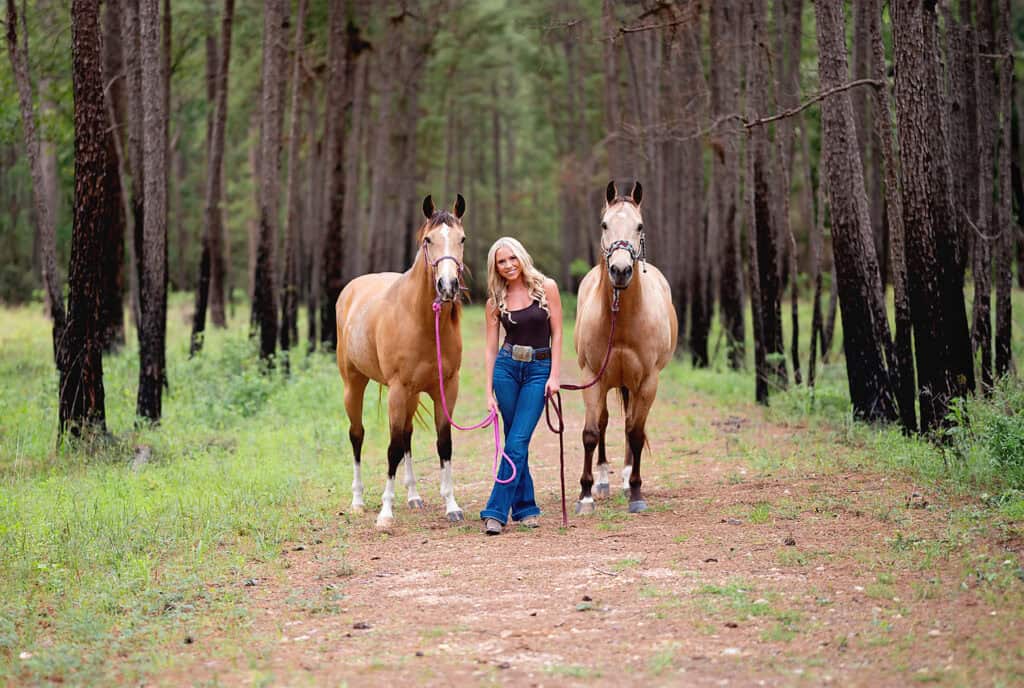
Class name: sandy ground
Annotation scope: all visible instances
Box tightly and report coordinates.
[156,388,1024,687]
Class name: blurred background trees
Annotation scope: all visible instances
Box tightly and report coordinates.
[0,0,1021,434]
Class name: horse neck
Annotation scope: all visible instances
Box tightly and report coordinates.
[402,248,460,334]
[597,261,645,327]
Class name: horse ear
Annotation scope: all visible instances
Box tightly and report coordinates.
[453,193,466,219]
[422,194,435,219]
[630,180,643,206]
[605,180,617,206]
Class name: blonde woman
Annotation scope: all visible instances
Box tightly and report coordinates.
[480,237,563,535]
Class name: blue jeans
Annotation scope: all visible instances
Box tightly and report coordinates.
[480,349,550,524]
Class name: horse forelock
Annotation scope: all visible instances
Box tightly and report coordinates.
[418,211,461,241]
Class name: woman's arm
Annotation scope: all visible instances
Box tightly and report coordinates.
[484,298,500,414]
[544,278,563,398]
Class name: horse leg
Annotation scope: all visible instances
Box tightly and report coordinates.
[344,371,369,514]
[377,384,411,530]
[401,405,424,509]
[433,381,464,522]
[593,402,611,498]
[625,381,654,513]
[619,386,633,496]
[576,384,606,516]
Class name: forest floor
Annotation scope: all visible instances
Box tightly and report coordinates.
[3,300,1023,687]
[152,379,1024,687]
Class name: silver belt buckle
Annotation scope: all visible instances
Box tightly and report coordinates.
[511,344,533,362]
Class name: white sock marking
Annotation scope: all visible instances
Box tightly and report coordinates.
[403,452,421,504]
[596,463,609,487]
[440,460,461,515]
[351,462,365,510]
[621,464,632,491]
[376,477,395,527]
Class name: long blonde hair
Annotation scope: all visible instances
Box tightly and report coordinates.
[486,237,549,323]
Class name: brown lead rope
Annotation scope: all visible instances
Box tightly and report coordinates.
[544,289,620,528]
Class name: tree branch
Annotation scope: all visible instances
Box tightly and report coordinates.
[742,78,883,128]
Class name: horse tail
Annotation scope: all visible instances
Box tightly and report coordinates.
[413,397,431,431]
[617,386,630,414]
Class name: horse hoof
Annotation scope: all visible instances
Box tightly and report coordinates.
[375,516,395,530]
[408,498,425,510]
[628,500,648,514]
[575,500,596,516]
[594,483,610,499]
[446,510,465,523]
[622,487,630,498]
[351,504,365,515]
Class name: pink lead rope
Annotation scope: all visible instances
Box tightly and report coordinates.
[432,301,517,484]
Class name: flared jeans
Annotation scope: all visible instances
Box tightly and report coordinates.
[479,348,550,524]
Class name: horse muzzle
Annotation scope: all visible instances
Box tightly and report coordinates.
[435,276,460,302]
[608,262,634,290]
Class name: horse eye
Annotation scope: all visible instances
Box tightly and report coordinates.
[460,236,466,244]
[601,222,608,230]
[425,237,432,244]
[638,223,644,232]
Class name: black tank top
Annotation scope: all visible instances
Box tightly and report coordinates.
[500,300,551,349]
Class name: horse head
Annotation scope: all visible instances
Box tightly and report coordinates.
[600,180,644,291]
[419,194,467,303]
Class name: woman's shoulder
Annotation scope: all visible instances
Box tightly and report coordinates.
[541,277,558,293]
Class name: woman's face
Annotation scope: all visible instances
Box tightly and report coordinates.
[494,246,522,283]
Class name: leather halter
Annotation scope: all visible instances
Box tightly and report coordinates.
[421,237,465,303]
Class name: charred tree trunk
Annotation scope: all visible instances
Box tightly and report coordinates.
[993,0,1014,377]
[279,0,308,369]
[253,0,286,363]
[99,0,126,352]
[321,14,367,350]
[749,0,786,393]
[62,0,112,437]
[190,0,234,356]
[710,0,744,370]
[815,0,896,422]
[893,0,975,432]
[123,0,144,330]
[973,0,996,391]
[870,0,916,432]
[136,0,168,422]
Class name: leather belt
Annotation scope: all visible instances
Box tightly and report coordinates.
[501,342,551,361]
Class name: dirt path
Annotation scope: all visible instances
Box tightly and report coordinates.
[162,389,1024,687]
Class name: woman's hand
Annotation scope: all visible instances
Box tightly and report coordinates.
[486,390,499,416]
[545,377,559,399]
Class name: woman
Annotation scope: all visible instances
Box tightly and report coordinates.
[480,237,563,535]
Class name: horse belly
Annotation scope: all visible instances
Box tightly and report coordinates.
[337,274,400,384]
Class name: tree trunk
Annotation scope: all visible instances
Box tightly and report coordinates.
[814,0,896,422]
[993,0,1014,377]
[6,0,66,357]
[972,0,996,391]
[136,0,168,422]
[190,0,233,356]
[124,0,144,330]
[279,0,308,368]
[62,0,112,437]
[893,0,975,433]
[253,0,286,363]
[602,0,628,181]
[749,0,786,393]
[710,0,744,370]
[869,0,916,432]
[7,0,60,355]
[99,0,126,352]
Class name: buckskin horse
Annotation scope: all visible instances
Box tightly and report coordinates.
[335,195,467,529]
[574,181,677,515]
